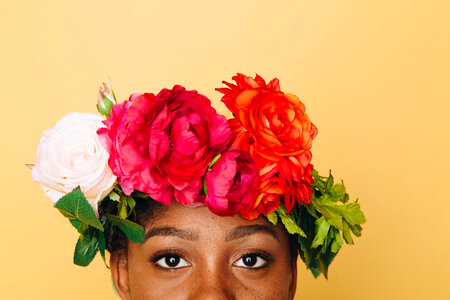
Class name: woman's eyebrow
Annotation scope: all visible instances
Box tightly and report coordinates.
[145,226,199,241]
[225,225,280,242]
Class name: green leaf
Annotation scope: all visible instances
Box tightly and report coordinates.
[127,196,136,215]
[333,183,346,202]
[73,233,99,267]
[342,193,350,203]
[132,191,150,199]
[311,217,331,248]
[326,171,334,190]
[297,236,310,264]
[109,191,120,201]
[312,197,366,228]
[54,188,103,231]
[266,212,278,225]
[310,200,334,223]
[297,205,316,266]
[69,219,82,233]
[318,250,337,279]
[321,229,333,254]
[311,168,321,183]
[276,207,307,238]
[331,227,344,253]
[98,231,108,267]
[118,198,128,219]
[350,224,363,237]
[114,193,138,219]
[111,86,117,102]
[79,222,89,237]
[339,203,366,226]
[342,220,354,244]
[312,206,337,229]
[208,154,222,171]
[106,214,145,244]
[204,177,208,196]
[310,266,321,278]
[301,168,367,278]
[312,169,326,194]
[305,203,318,218]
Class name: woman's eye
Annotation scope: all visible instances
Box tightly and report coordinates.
[233,254,268,269]
[155,254,190,269]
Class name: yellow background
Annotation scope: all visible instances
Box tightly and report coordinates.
[1,0,449,299]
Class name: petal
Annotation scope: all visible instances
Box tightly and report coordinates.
[236,90,258,108]
[149,129,170,163]
[174,186,201,205]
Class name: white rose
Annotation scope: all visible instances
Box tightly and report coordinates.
[31,112,117,214]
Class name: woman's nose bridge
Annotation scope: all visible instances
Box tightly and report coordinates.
[188,258,236,299]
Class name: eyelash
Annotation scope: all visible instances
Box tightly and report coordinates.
[150,249,191,272]
[150,249,274,272]
[233,250,274,270]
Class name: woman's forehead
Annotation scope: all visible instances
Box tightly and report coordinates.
[142,202,287,241]
[148,202,266,227]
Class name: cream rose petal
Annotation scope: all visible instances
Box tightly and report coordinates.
[31,112,117,214]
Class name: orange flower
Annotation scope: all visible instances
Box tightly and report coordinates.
[217,73,317,163]
[218,74,317,215]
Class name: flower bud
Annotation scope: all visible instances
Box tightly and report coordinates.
[97,82,116,117]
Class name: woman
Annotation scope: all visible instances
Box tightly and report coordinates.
[109,200,298,299]
[30,73,365,299]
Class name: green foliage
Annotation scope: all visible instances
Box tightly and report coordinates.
[55,188,103,231]
[73,227,100,267]
[69,218,82,233]
[109,188,139,219]
[105,214,145,244]
[276,206,307,237]
[266,211,278,225]
[98,231,107,267]
[311,217,331,248]
[54,189,104,266]
[54,187,146,267]
[291,169,366,278]
[108,191,120,201]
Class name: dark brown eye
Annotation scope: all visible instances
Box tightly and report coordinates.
[155,254,190,269]
[243,254,258,267]
[233,253,268,269]
[166,255,180,267]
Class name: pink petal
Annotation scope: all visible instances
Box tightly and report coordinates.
[174,186,201,205]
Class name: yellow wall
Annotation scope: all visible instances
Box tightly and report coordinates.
[1,0,449,299]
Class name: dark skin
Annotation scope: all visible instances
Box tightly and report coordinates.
[111,202,297,300]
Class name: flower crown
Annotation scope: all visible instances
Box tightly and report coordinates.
[30,74,365,278]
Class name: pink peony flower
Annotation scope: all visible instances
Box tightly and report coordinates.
[205,150,259,216]
[97,85,232,205]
